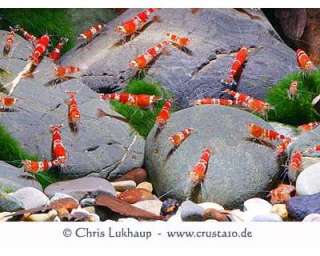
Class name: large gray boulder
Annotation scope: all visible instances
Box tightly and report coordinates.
[145,105,279,208]
[62,8,297,108]
[0,31,144,180]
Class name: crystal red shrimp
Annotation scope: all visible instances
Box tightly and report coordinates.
[100,92,161,108]
[50,124,67,164]
[54,65,80,78]
[129,40,170,70]
[189,148,212,186]
[3,29,15,56]
[268,184,296,204]
[296,49,316,71]
[66,91,80,134]
[156,100,172,128]
[304,144,320,155]
[0,96,17,108]
[80,24,104,41]
[221,47,248,87]
[192,98,235,106]
[169,128,194,147]
[115,8,158,36]
[22,159,54,174]
[276,138,292,156]
[297,121,320,133]
[248,123,289,143]
[30,34,50,65]
[288,150,303,182]
[165,32,190,48]
[15,26,38,44]
[288,80,298,100]
[48,37,68,62]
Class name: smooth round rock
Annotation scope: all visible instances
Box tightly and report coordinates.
[49,193,78,203]
[137,182,153,193]
[146,105,279,208]
[160,198,180,217]
[243,198,272,214]
[251,213,283,222]
[271,204,288,219]
[287,193,320,220]
[0,212,13,222]
[303,214,320,222]
[111,180,136,192]
[0,192,23,212]
[229,209,247,222]
[44,177,116,200]
[133,199,163,216]
[296,162,320,195]
[9,187,49,209]
[180,200,205,221]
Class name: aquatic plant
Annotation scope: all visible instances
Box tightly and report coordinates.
[110,79,173,138]
[0,125,58,188]
[266,70,320,125]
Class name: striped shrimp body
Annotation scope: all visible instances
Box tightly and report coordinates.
[268,184,296,204]
[22,159,54,174]
[129,40,170,70]
[288,80,298,100]
[288,150,303,182]
[166,32,190,48]
[276,138,292,157]
[30,34,50,65]
[80,24,104,42]
[169,128,194,147]
[221,47,248,87]
[297,121,320,134]
[303,144,320,157]
[192,98,235,106]
[296,49,316,71]
[55,66,80,78]
[156,100,172,128]
[115,8,158,36]
[49,37,68,62]
[248,123,288,143]
[100,92,161,108]
[15,26,38,44]
[50,124,67,164]
[66,91,81,134]
[223,89,251,104]
[0,96,17,109]
[3,30,15,56]
[189,148,212,186]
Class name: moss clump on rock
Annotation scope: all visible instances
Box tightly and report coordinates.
[110,79,173,138]
[266,70,320,126]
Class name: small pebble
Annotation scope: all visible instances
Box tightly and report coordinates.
[111,180,136,192]
[80,198,96,207]
[0,192,23,212]
[23,209,58,222]
[271,204,288,219]
[9,187,49,209]
[243,198,272,214]
[251,213,283,222]
[117,188,154,204]
[50,193,77,203]
[114,168,147,184]
[228,209,246,222]
[180,200,205,221]
[287,192,320,220]
[161,198,180,217]
[137,182,153,193]
[133,199,162,216]
[303,214,320,222]
[202,208,230,221]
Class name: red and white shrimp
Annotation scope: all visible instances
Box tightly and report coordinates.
[268,184,296,204]
[288,80,298,100]
[156,100,172,128]
[80,24,104,42]
[50,124,67,164]
[48,37,68,62]
[15,25,38,45]
[296,49,316,71]
[54,65,80,78]
[288,150,303,182]
[30,34,50,65]
[166,32,190,48]
[129,40,170,70]
[65,91,80,134]
[0,96,17,109]
[297,121,320,133]
[115,8,158,36]
[248,123,289,143]
[100,92,161,108]
[192,98,235,106]
[22,159,54,174]
[189,148,212,186]
[303,144,320,155]
[169,128,194,147]
[276,138,292,156]
[3,29,15,56]
[221,47,248,87]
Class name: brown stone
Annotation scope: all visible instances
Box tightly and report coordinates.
[202,208,230,222]
[117,188,154,204]
[113,168,147,185]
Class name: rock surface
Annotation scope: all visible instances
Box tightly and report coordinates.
[296,162,320,196]
[0,191,23,212]
[0,30,145,180]
[287,193,320,220]
[0,161,42,192]
[180,200,205,221]
[145,105,279,208]
[9,187,49,209]
[61,9,297,109]
[44,177,116,200]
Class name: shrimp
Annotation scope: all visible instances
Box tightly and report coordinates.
[192,98,235,106]
[268,184,296,204]
[288,150,303,182]
[48,37,68,62]
[296,49,316,71]
[54,66,80,78]
[248,123,289,143]
[3,29,15,56]
[22,159,54,174]
[65,91,80,134]
[288,80,298,100]
[297,121,320,133]
[169,128,194,147]
[15,25,38,45]
[30,34,50,65]
[50,124,67,164]
[0,96,17,109]
[189,148,212,186]
[80,24,104,42]
[165,32,190,48]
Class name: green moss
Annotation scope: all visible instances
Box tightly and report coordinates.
[110,79,173,138]
[0,125,58,188]
[266,70,320,125]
